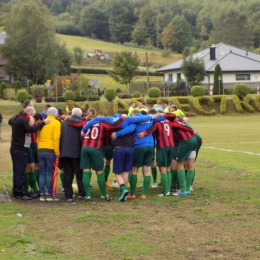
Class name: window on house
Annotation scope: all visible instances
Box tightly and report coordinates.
[236,74,250,81]
[177,73,181,80]
[168,74,172,82]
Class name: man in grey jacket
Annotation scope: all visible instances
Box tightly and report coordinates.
[60,108,85,201]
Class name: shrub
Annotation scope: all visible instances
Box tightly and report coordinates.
[190,85,205,97]
[193,96,216,115]
[9,96,16,101]
[0,82,7,98]
[118,93,132,99]
[89,95,100,101]
[44,97,54,102]
[64,90,76,101]
[96,101,108,116]
[57,96,65,102]
[157,97,170,104]
[35,98,42,103]
[105,88,116,101]
[212,95,227,114]
[249,88,257,94]
[30,85,46,99]
[225,89,233,95]
[131,91,142,98]
[177,90,189,96]
[233,83,249,99]
[15,80,22,94]
[130,98,145,106]
[97,89,102,96]
[116,88,122,93]
[113,100,129,114]
[241,94,254,113]
[148,87,161,98]
[231,95,243,113]
[74,96,87,102]
[181,104,190,111]
[254,95,260,111]
[16,89,29,104]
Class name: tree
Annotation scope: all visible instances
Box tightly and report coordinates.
[181,55,206,87]
[161,23,178,50]
[15,80,22,94]
[213,64,223,95]
[2,0,71,84]
[73,46,84,65]
[108,51,140,94]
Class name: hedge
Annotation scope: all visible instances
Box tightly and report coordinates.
[96,101,108,116]
[74,96,87,102]
[241,94,254,113]
[212,95,227,114]
[193,96,216,115]
[171,97,190,111]
[130,98,145,106]
[146,98,159,104]
[118,93,131,99]
[131,91,142,98]
[67,100,92,112]
[113,100,128,114]
[231,95,243,113]
[254,95,260,111]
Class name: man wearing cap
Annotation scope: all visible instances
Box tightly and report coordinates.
[37,107,61,201]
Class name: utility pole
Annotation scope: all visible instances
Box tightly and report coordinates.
[146,52,149,93]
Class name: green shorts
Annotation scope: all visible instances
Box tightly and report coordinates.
[133,146,154,167]
[27,146,34,164]
[80,147,104,171]
[156,147,174,167]
[172,147,178,161]
[102,145,113,161]
[176,137,198,162]
[32,145,38,163]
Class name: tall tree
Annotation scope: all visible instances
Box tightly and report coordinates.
[108,51,140,94]
[2,0,70,83]
[73,46,85,65]
[161,23,178,50]
[181,55,206,87]
[213,64,223,95]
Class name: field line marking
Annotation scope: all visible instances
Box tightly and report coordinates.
[203,146,260,156]
[205,142,260,145]
[3,185,12,202]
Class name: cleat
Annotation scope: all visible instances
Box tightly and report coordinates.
[78,196,85,200]
[152,182,158,188]
[118,189,129,202]
[39,194,46,201]
[190,185,193,192]
[172,191,187,196]
[32,193,40,198]
[67,198,73,202]
[105,181,112,188]
[125,194,136,200]
[101,195,110,201]
[157,192,170,197]
[140,195,147,200]
[186,191,191,195]
[84,196,91,201]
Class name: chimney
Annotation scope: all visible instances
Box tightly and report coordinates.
[210,45,216,60]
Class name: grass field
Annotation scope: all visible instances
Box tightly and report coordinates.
[57,34,181,70]
[1,115,260,259]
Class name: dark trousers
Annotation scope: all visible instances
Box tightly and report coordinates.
[10,148,28,196]
[63,158,85,198]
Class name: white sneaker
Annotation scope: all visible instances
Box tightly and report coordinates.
[152,182,158,188]
[190,185,193,192]
[157,192,170,197]
[39,195,45,201]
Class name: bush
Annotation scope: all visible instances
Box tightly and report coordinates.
[44,97,54,102]
[116,88,122,93]
[15,80,22,94]
[233,83,249,99]
[212,95,227,114]
[131,91,142,98]
[64,90,76,101]
[57,96,65,102]
[146,98,158,104]
[105,88,116,101]
[97,88,102,96]
[148,87,161,98]
[89,95,100,101]
[74,96,87,102]
[30,85,46,99]
[96,101,108,116]
[16,89,29,104]
[130,98,145,106]
[254,95,260,111]
[225,89,233,95]
[177,90,189,96]
[241,94,254,113]
[118,93,131,99]
[35,98,42,103]
[113,100,128,114]
[9,96,16,101]
[190,85,205,97]
[231,95,243,113]
[193,96,216,115]
[249,88,257,94]
[0,82,7,98]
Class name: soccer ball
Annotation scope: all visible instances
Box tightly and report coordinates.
[111,181,120,189]
[72,183,78,193]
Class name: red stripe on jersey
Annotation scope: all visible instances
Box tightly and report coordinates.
[154,121,174,149]
[82,123,105,149]
[103,130,111,146]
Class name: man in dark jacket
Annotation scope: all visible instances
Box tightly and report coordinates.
[8,107,50,200]
[60,108,85,201]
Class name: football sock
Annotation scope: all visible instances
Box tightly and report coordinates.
[186,170,195,192]
[177,169,186,192]
[172,169,178,187]
[167,171,172,193]
[97,173,106,197]
[129,174,137,195]
[83,171,91,197]
[120,184,127,192]
[160,173,168,195]
[152,167,157,182]
[141,176,151,195]
[103,165,110,182]
[60,172,65,188]
[35,170,40,187]
[191,168,195,185]
[24,173,30,194]
[29,172,39,193]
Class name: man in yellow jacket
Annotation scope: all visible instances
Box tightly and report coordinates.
[37,107,61,201]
